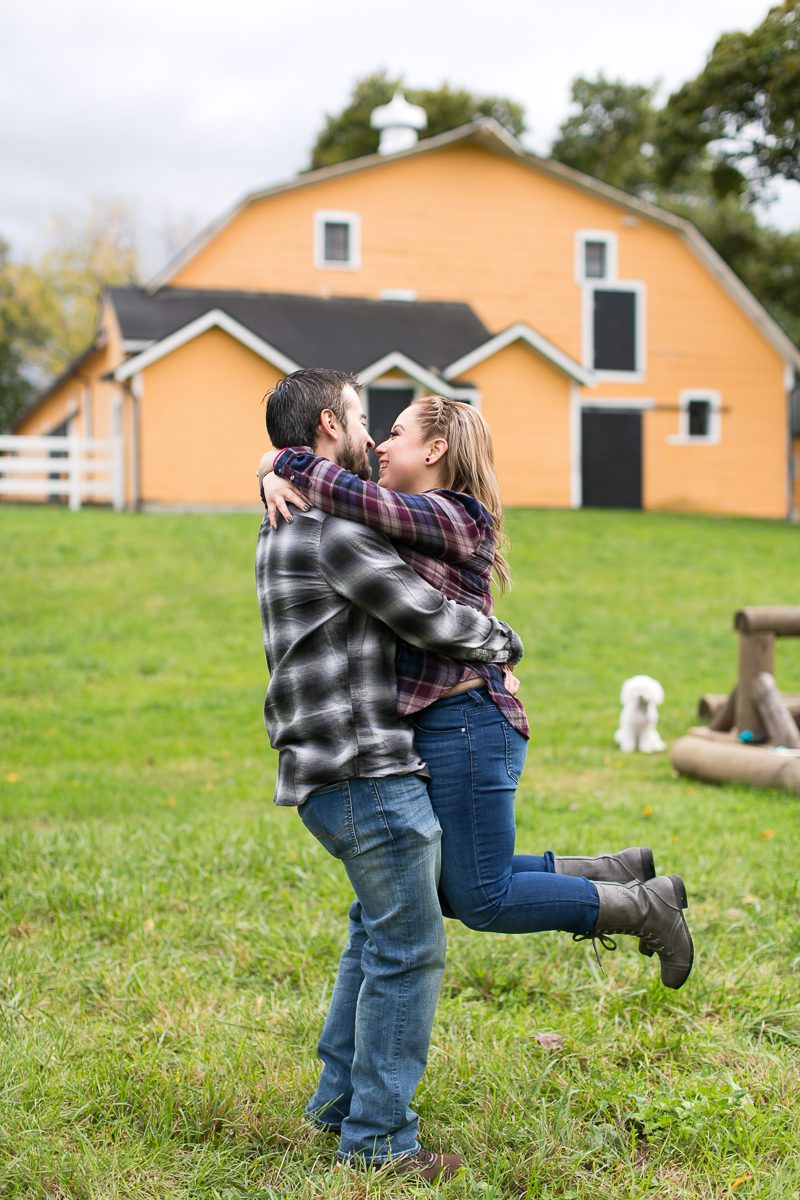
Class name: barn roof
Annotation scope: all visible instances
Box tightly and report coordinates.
[144,117,800,373]
[109,286,491,375]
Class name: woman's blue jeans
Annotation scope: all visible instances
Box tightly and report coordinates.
[297,774,445,1164]
[411,687,599,934]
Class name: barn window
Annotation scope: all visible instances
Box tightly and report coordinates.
[668,390,722,445]
[575,230,617,284]
[592,289,637,372]
[688,399,710,437]
[585,241,607,278]
[313,210,361,270]
[324,222,349,262]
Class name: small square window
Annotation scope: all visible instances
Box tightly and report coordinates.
[585,241,607,279]
[324,222,350,263]
[668,390,721,445]
[687,399,710,438]
[313,210,361,271]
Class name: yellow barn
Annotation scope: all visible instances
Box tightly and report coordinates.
[15,117,800,517]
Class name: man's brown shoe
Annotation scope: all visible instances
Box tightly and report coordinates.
[380,1146,465,1183]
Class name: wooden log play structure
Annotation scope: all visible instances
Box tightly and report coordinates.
[674,606,800,792]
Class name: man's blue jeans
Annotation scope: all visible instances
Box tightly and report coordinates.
[411,687,599,934]
[297,774,445,1164]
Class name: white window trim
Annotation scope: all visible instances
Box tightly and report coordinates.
[667,389,722,445]
[575,229,618,285]
[313,210,361,271]
[581,280,647,383]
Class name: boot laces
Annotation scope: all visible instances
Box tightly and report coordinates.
[573,926,668,969]
[572,930,617,971]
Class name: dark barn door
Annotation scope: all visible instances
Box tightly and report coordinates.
[581,409,642,509]
[366,386,415,481]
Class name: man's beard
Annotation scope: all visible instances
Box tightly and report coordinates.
[336,432,372,480]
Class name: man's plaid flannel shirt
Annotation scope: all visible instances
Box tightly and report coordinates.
[272,449,530,738]
[255,506,523,806]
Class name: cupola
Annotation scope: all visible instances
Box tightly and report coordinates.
[370,90,427,155]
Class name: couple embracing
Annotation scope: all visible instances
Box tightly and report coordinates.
[254,368,693,1184]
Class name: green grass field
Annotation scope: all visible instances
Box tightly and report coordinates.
[2,503,800,1199]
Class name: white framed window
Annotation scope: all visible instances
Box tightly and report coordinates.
[667,389,722,445]
[313,210,361,270]
[575,230,618,284]
[581,280,646,382]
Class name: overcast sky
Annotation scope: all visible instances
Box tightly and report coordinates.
[3,0,798,275]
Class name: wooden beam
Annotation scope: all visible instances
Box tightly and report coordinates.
[672,736,800,794]
[708,688,737,731]
[735,631,775,736]
[751,672,800,749]
[735,607,800,636]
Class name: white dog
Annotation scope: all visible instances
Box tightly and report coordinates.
[614,675,666,753]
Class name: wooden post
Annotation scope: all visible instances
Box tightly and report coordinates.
[735,631,775,736]
[67,435,81,511]
[708,687,737,731]
[752,672,800,749]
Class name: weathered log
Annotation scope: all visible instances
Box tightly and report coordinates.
[698,693,729,720]
[708,688,737,730]
[699,690,800,725]
[751,672,800,749]
[735,631,775,736]
[735,607,800,636]
[671,736,800,795]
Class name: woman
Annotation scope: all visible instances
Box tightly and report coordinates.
[258,396,692,987]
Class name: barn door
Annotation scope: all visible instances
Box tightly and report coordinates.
[581,408,642,509]
[366,386,415,481]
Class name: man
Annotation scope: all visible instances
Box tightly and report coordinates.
[255,368,523,1183]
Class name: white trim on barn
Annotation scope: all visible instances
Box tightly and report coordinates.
[443,322,594,386]
[667,389,722,445]
[313,210,362,271]
[114,310,301,382]
[581,280,647,383]
[574,229,618,285]
[358,351,479,401]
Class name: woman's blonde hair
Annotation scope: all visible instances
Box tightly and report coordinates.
[411,395,511,593]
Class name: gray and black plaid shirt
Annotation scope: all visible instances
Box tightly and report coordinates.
[255,509,523,806]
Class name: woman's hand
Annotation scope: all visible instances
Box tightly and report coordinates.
[256,449,280,489]
[502,667,521,697]
[260,472,310,529]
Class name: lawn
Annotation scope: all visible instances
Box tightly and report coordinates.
[2,503,800,1199]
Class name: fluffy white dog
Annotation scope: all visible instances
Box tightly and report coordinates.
[614,675,667,753]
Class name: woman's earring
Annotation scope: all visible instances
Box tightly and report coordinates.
[425,457,430,463]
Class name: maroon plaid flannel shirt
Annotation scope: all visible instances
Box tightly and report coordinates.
[272,449,529,738]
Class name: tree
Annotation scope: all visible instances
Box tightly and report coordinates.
[550,75,658,195]
[0,240,48,431]
[665,196,800,345]
[656,1,800,196]
[309,72,526,170]
[14,198,141,384]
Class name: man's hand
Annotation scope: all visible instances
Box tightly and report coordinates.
[503,667,521,696]
[260,471,310,528]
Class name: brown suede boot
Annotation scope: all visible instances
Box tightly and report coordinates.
[380,1147,465,1183]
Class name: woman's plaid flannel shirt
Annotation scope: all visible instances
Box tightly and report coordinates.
[272,449,529,739]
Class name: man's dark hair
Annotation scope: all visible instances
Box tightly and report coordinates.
[265,368,360,448]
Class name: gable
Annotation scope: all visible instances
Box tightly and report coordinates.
[151,120,798,373]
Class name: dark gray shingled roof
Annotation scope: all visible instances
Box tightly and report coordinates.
[109,287,490,373]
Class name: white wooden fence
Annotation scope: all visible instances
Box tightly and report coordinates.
[0,435,124,511]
